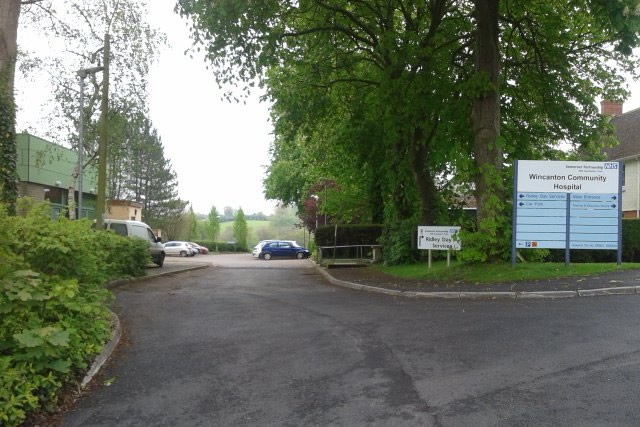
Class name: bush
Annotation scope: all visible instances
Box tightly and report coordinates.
[315,224,383,247]
[7,199,149,282]
[379,219,417,265]
[0,200,148,425]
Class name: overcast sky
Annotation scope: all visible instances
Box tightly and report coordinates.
[145,1,277,216]
[15,1,640,216]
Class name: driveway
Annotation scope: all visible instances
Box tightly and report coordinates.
[64,254,640,426]
[162,252,315,269]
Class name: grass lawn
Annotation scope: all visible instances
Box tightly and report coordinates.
[376,261,640,283]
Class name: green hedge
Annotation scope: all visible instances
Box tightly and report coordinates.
[315,224,383,247]
[0,200,149,426]
[541,219,640,263]
[194,240,248,252]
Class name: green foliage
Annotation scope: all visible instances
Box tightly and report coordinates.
[458,213,511,264]
[0,267,111,426]
[8,199,148,283]
[622,219,640,261]
[315,224,383,247]
[380,219,420,266]
[232,208,249,250]
[0,199,148,425]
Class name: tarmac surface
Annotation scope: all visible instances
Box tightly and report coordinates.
[63,254,640,426]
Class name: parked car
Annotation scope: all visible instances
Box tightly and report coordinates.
[102,219,165,267]
[185,242,200,256]
[253,240,278,257]
[164,241,196,257]
[188,242,209,254]
[258,241,310,260]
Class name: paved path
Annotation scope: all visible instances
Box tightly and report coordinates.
[64,254,640,426]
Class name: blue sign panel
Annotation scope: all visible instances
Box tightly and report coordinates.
[515,192,567,249]
[514,191,620,251]
[570,217,618,225]
[512,161,623,266]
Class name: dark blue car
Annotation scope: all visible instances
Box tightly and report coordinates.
[259,241,310,260]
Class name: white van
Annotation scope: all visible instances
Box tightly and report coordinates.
[102,219,165,267]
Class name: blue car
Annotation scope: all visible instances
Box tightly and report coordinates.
[259,241,310,260]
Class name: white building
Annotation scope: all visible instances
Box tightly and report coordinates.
[602,101,640,218]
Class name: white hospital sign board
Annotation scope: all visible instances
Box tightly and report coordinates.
[418,226,461,251]
[517,160,619,194]
[512,160,622,265]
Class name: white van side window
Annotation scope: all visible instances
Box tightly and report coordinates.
[110,223,127,237]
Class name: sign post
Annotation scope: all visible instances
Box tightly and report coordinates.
[513,160,622,265]
[417,226,461,269]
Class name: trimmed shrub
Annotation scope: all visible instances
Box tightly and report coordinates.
[195,240,248,252]
[315,224,383,247]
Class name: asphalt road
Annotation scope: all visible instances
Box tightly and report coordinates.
[64,254,640,426]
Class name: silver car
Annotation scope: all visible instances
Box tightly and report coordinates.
[164,241,196,257]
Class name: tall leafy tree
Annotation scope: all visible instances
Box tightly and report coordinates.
[179,0,640,263]
[205,206,220,243]
[232,208,248,250]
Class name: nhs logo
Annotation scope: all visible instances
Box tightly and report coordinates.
[604,163,618,169]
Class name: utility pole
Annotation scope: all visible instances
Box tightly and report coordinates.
[76,66,103,219]
[95,34,110,227]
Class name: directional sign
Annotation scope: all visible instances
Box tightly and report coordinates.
[570,193,617,202]
[515,192,567,249]
[517,192,567,200]
[512,161,623,265]
[417,226,461,251]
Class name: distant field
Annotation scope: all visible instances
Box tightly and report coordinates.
[217,219,309,247]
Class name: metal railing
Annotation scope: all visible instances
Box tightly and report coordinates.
[317,244,383,264]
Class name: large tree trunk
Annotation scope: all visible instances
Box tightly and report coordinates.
[472,0,505,247]
[0,0,21,214]
[0,0,20,94]
[410,127,439,226]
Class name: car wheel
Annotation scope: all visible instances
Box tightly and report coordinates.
[154,253,165,267]
[180,250,187,257]
[264,253,272,260]
[296,252,304,259]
